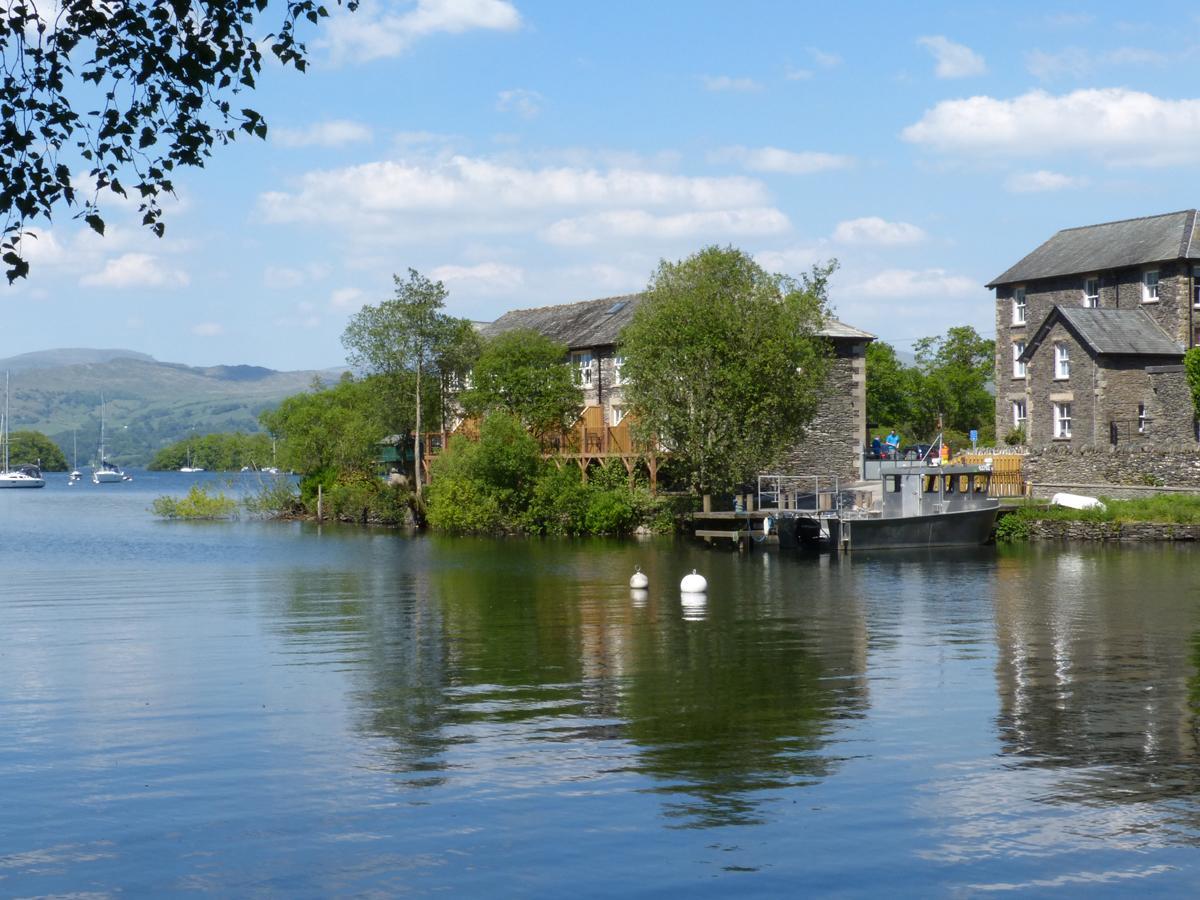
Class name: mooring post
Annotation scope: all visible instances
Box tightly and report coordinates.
[317,484,323,521]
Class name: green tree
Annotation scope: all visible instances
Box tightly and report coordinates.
[1185,348,1200,418]
[0,0,351,280]
[619,246,832,495]
[460,329,581,440]
[342,269,473,501]
[435,317,484,432]
[7,430,68,470]
[865,341,913,430]
[148,431,273,470]
[910,326,995,438]
[258,376,385,476]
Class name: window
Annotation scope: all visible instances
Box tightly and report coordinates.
[1054,402,1072,439]
[1012,342,1026,378]
[1194,265,1200,308]
[1012,287,1026,325]
[1138,403,1148,434]
[612,355,626,386]
[611,405,626,425]
[570,351,594,387]
[1084,277,1099,308]
[1054,343,1070,379]
[1143,270,1159,302]
[1012,399,1027,429]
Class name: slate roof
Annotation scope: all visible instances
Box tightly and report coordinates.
[481,294,874,349]
[988,210,1200,288]
[1018,306,1183,362]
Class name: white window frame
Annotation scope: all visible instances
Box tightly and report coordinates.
[1054,402,1072,439]
[612,355,626,386]
[1054,343,1070,380]
[1138,403,1148,434]
[1012,399,1027,430]
[1083,277,1099,308]
[1012,342,1026,378]
[1193,265,1200,308]
[611,404,626,426]
[570,351,594,387]
[1012,287,1026,325]
[1143,269,1160,303]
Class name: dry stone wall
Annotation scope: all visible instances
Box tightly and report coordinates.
[1025,442,1200,487]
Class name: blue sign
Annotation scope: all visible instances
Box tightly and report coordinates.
[969,429,978,447]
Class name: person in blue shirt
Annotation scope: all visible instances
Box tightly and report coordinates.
[871,435,883,458]
[885,430,900,457]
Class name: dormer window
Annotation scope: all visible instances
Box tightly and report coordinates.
[1012,287,1026,325]
[1083,277,1099,308]
[1054,343,1070,380]
[1143,270,1159,303]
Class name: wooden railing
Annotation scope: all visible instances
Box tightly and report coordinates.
[954,451,1027,498]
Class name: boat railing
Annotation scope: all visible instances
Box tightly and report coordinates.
[757,474,843,516]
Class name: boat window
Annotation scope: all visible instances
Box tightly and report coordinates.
[942,475,955,493]
[923,475,938,493]
[959,475,970,493]
[976,475,990,494]
[887,475,902,492]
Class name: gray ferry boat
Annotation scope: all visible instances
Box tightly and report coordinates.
[766,462,1001,552]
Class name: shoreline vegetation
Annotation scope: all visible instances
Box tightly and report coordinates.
[997,495,1200,542]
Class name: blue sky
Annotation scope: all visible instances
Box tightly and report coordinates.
[5,0,1200,370]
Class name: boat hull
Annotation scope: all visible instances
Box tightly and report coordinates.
[829,504,1000,551]
[0,475,45,488]
[92,470,125,484]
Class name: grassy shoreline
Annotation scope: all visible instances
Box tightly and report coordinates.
[997,494,1200,541]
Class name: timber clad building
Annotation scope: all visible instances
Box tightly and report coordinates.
[990,211,1200,447]
[483,294,874,480]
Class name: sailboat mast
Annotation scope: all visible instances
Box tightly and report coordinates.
[4,371,9,474]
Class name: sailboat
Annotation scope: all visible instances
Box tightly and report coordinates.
[0,371,45,489]
[92,394,127,484]
[69,430,81,482]
[179,443,204,473]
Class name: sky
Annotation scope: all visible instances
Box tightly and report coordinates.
[5,0,1200,370]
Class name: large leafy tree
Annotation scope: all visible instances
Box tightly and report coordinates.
[0,0,352,281]
[258,375,385,476]
[620,246,832,495]
[910,325,995,437]
[341,269,476,500]
[865,341,914,430]
[7,430,67,470]
[460,329,581,440]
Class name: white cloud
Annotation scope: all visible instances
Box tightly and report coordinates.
[917,36,986,78]
[832,217,926,245]
[321,0,520,65]
[330,287,366,310]
[755,245,823,274]
[430,262,525,291]
[784,66,812,81]
[809,47,842,68]
[902,88,1200,166]
[714,145,853,174]
[258,155,770,231]
[273,119,373,148]
[1005,170,1087,193]
[275,301,322,329]
[852,268,979,299]
[1027,46,1166,80]
[701,75,763,92]
[496,88,544,119]
[80,253,189,289]
[13,229,65,266]
[542,207,789,246]
[191,322,224,337]
[263,263,331,289]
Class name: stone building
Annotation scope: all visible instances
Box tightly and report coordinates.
[989,210,1199,447]
[482,294,873,479]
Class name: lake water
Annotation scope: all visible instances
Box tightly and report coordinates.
[3,472,1200,896]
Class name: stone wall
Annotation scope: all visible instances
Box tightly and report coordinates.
[1026,519,1200,541]
[776,340,866,481]
[1026,322,1095,445]
[1025,442,1200,487]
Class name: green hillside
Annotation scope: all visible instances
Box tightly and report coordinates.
[0,349,347,467]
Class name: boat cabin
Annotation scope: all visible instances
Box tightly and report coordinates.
[878,463,994,519]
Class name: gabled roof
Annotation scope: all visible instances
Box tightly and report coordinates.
[988,210,1200,288]
[1018,306,1182,362]
[481,294,874,349]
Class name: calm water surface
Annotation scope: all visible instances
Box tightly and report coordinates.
[3,472,1200,896]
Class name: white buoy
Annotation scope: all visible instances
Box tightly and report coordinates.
[680,569,707,593]
[630,588,649,607]
[629,566,649,589]
[680,591,707,621]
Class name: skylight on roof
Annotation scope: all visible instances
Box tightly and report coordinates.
[606,300,628,315]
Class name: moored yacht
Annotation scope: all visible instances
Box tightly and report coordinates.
[92,394,127,484]
[0,372,45,489]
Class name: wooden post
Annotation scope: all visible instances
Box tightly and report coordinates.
[317,484,323,521]
[702,494,712,513]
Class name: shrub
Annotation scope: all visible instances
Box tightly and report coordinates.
[152,484,239,520]
[1004,427,1026,446]
[994,511,1031,542]
[325,471,413,525]
[426,476,505,533]
[524,465,590,535]
[584,488,638,535]
[243,475,303,518]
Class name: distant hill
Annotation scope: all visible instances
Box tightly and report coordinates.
[1,349,347,467]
